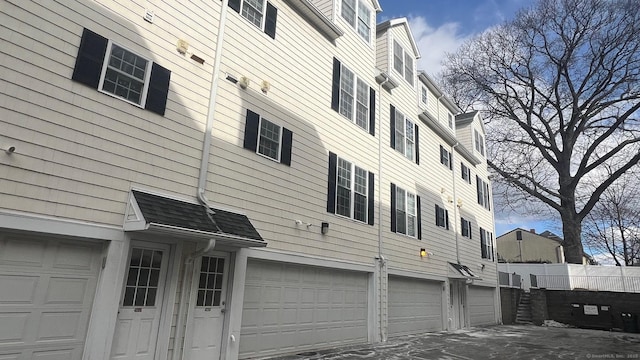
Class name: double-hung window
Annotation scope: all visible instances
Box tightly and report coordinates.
[480,228,494,260]
[72,28,171,116]
[476,176,491,210]
[440,145,452,170]
[228,0,278,39]
[332,58,376,135]
[327,152,374,224]
[461,163,471,184]
[461,217,472,238]
[420,86,428,107]
[474,129,485,156]
[340,0,372,42]
[447,113,454,129]
[435,204,449,230]
[390,105,419,164]
[393,40,414,85]
[390,184,421,239]
[243,109,293,166]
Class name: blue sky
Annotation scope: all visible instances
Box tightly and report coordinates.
[376,0,562,237]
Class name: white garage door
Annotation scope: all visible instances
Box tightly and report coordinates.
[469,286,496,326]
[240,259,369,359]
[388,276,443,336]
[0,234,101,360]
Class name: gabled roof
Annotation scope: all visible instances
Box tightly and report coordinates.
[497,227,563,244]
[124,190,266,247]
[456,111,487,135]
[377,18,421,59]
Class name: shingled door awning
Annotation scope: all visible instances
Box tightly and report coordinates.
[123,190,266,248]
[448,262,482,281]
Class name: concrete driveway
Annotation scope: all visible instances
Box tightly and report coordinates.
[263,325,640,359]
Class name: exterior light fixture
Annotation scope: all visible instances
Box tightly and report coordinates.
[420,248,427,258]
[321,222,329,235]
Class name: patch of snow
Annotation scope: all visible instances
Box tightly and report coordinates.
[541,320,573,328]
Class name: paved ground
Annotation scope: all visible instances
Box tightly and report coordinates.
[262,325,640,360]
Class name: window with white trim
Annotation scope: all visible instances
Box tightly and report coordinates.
[435,204,449,229]
[258,118,281,161]
[420,86,428,107]
[340,64,370,131]
[480,227,494,260]
[243,109,293,166]
[394,109,415,161]
[393,40,414,85]
[72,28,171,116]
[476,176,491,210]
[328,153,375,225]
[100,42,151,106]
[394,186,417,237]
[440,145,452,170]
[461,217,472,239]
[474,129,485,156]
[227,0,278,38]
[340,0,372,42]
[461,163,471,184]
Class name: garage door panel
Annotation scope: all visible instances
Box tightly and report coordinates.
[0,236,100,360]
[240,260,368,359]
[0,275,38,303]
[388,276,443,337]
[469,287,496,326]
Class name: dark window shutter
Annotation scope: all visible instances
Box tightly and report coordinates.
[369,87,375,136]
[145,63,171,116]
[331,58,341,112]
[414,124,420,165]
[486,183,491,210]
[480,229,487,258]
[72,28,108,89]
[490,233,494,260]
[449,152,453,170]
[469,222,472,239]
[416,195,422,240]
[390,183,397,233]
[243,110,260,152]
[327,152,337,213]
[476,175,482,204]
[229,0,241,13]
[390,105,396,149]
[461,218,465,235]
[368,172,375,225]
[280,127,293,166]
[440,145,444,164]
[445,210,449,230]
[264,2,278,39]
[435,204,439,226]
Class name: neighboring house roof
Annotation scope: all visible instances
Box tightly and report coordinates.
[376,18,421,59]
[539,230,563,243]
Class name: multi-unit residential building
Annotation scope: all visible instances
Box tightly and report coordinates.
[0,0,499,359]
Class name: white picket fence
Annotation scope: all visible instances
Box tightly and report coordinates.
[498,263,640,292]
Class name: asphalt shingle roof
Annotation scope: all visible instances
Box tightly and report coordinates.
[132,190,263,241]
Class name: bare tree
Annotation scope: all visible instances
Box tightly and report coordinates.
[584,170,640,266]
[441,0,640,263]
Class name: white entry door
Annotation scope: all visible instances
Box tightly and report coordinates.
[449,281,466,330]
[185,254,229,360]
[111,242,170,360]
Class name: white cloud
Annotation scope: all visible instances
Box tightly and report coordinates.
[407,16,468,77]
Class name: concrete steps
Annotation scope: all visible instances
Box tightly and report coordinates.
[516,291,533,324]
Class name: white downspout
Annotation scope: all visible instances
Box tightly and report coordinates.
[198,0,230,206]
[172,239,217,360]
[452,142,460,264]
[377,75,389,343]
[173,1,229,358]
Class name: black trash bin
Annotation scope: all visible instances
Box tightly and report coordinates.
[621,313,639,333]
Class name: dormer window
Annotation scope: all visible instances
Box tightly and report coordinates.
[447,113,454,129]
[341,0,372,43]
[420,86,428,107]
[393,40,414,86]
[474,129,485,156]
